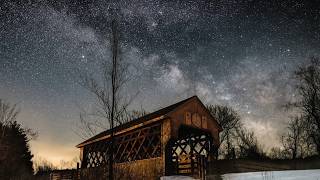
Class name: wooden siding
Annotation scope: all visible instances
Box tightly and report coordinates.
[167,97,220,144]
[114,157,163,179]
[76,96,221,179]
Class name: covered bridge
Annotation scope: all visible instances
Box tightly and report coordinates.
[76,96,222,179]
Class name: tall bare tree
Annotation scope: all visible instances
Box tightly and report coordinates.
[281,116,312,159]
[77,20,140,180]
[207,105,241,159]
[77,20,132,137]
[291,57,320,155]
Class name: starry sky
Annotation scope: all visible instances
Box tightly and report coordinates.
[1,0,320,166]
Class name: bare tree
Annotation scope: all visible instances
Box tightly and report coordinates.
[269,147,286,159]
[0,99,37,142]
[236,126,265,159]
[77,20,140,180]
[76,19,141,139]
[124,109,148,122]
[0,99,19,125]
[0,99,19,141]
[290,57,320,155]
[207,105,266,160]
[207,105,241,159]
[33,156,56,175]
[0,99,19,159]
[281,116,312,159]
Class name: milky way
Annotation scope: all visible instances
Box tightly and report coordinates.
[1,0,320,165]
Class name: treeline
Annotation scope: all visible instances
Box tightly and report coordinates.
[276,57,320,159]
[0,99,78,179]
[208,57,320,160]
[0,100,36,179]
[207,104,266,160]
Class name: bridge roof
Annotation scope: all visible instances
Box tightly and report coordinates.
[76,96,198,148]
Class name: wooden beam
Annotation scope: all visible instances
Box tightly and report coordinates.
[76,115,165,148]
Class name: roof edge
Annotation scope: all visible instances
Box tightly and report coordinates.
[76,115,166,148]
[75,95,200,148]
[193,96,223,132]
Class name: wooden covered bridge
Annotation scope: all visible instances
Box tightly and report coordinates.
[76,96,222,179]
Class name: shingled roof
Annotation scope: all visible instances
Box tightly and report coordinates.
[76,96,197,148]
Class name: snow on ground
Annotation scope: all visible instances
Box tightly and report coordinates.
[222,169,320,180]
[160,176,195,180]
[162,170,320,180]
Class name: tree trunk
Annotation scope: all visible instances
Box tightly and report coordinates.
[109,19,118,180]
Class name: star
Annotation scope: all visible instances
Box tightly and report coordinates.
[1,0,319,166]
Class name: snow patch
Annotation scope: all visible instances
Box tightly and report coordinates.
[160,176,195,180]
[222,169,320,180]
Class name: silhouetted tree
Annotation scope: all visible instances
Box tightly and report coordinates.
[0,99,19,140]
[281,116,312,159]
[290,57,320,155]
[33,157,56,177]
[125,109,148,122]
[77,20,140,180]
[207,105,241,159]
[269,147,286,159]
[0,121,34,178]
[0,99,36,179]
[76,20,138,139]
[236,126,266,159]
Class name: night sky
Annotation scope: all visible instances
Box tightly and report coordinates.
[1,0,320,166]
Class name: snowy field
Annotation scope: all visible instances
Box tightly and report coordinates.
[162,169,320,180]
[222,169,320,180]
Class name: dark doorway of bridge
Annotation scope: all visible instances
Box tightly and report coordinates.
[166,125,213,179]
